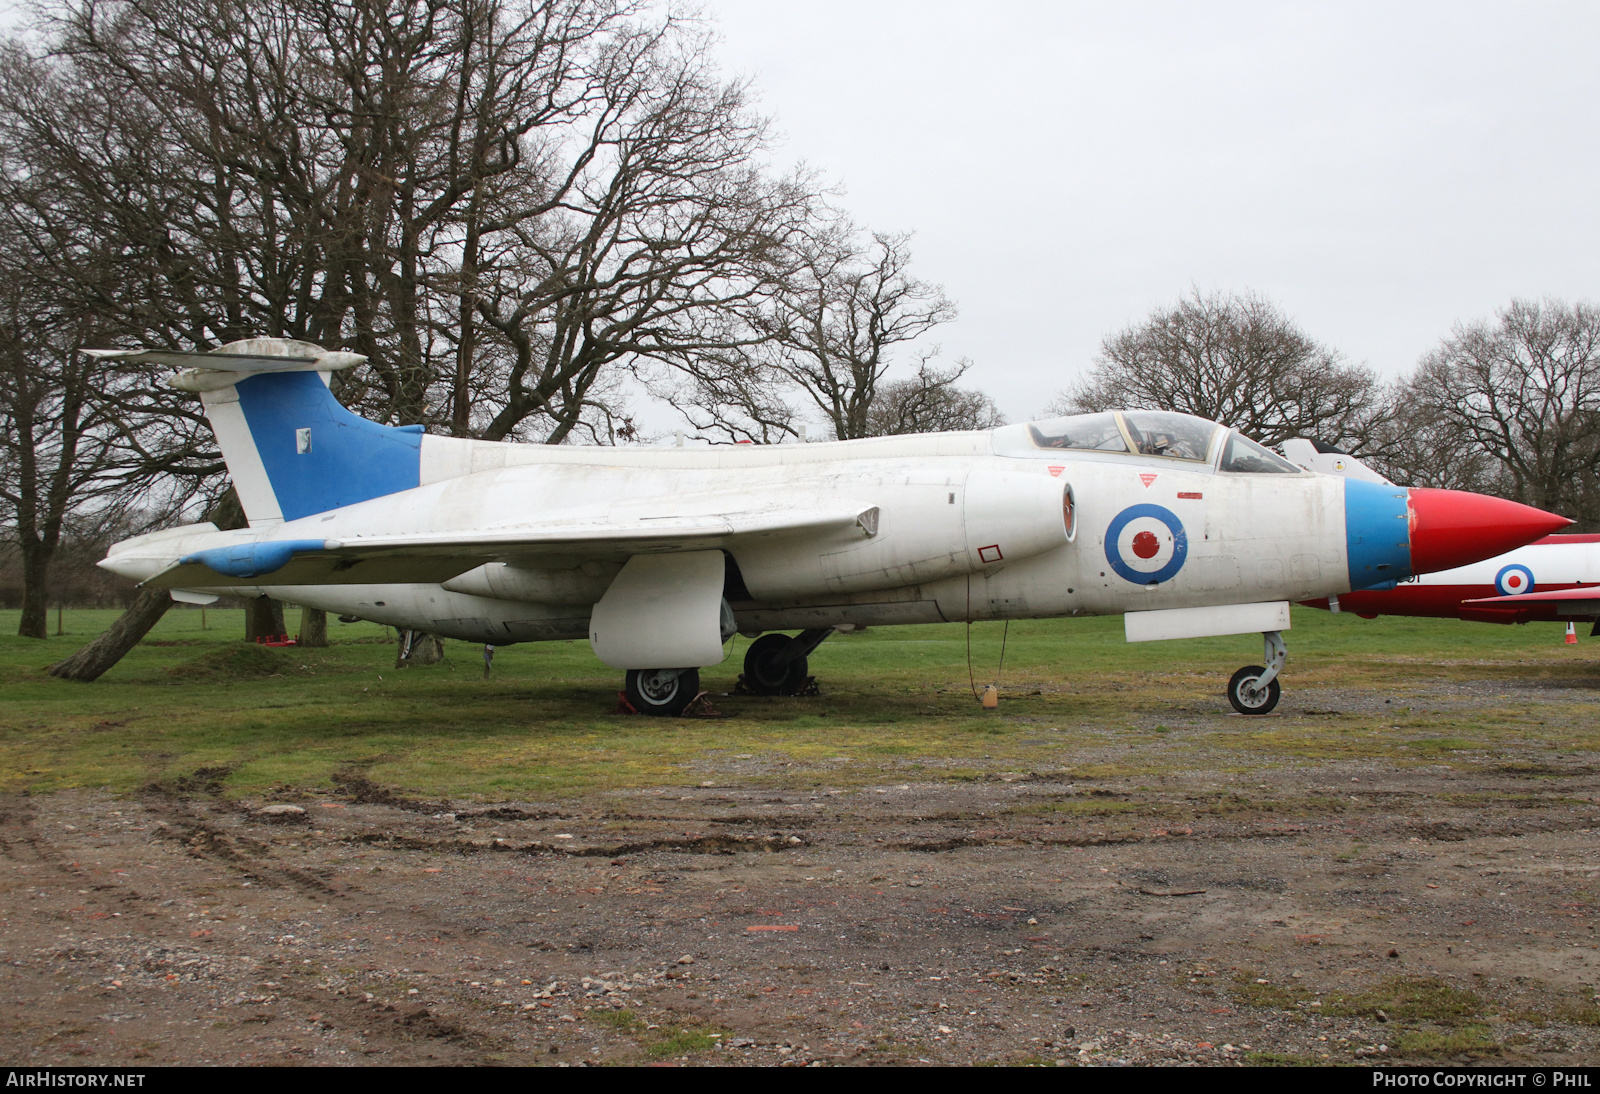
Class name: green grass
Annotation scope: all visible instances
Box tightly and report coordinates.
[1321,977,1485,1023]
[1393,1025,1501,1058]
[1244,1050,1323,1066]
[1,605,1596,802]
[589,1009,647,1033]
[998,1054,1059,1066]
[1519,986,1600,1027]
[1230,971,1499,1061]
[645,1026,725,1058]
[1231,972,1315,1010]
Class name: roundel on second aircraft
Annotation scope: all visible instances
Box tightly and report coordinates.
[1104,503,1189,585]
[1494,563,1535,596]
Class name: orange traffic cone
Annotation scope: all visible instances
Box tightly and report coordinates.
[1566,622,1579,645]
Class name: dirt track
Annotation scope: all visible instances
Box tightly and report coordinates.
[4,680,1600,1067]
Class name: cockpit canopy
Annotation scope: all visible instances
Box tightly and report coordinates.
[1023,410,1302,473]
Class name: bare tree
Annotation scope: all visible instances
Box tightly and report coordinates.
[0,40,224,637]
[0,252,119,638]
[17,0,820,442]
[467,41,822,444]
[658,230,963,442]
[1358,391,1502,493]
[769,232,957,441]
[865,360,1004,436]
[3,0,826,646]
[22,0,627,425]
[656,348,802,444]
[1056,289,1387,450]
[1409,298,1600,528]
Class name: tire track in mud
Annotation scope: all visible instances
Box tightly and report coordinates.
[338,830,807,858]
[150,815,345,899]
[231,990,509,1063]
[887,811,1600,852]
[129,801,519,1063]
[0,800,52,867]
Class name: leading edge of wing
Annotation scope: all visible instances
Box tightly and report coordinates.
[143,505,877,590]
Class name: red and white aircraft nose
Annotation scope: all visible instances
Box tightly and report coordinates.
[1407,488,1572,574]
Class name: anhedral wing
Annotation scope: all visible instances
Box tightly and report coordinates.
[98,339,1572,715]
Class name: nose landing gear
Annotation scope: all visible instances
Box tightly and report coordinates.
[1227,629,1286,715]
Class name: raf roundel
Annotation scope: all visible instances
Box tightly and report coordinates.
[1494,563,1535,597]
[1104,503,1189,585]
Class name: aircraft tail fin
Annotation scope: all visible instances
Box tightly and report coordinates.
[89,338,423,525]
[1281,438,1393,484]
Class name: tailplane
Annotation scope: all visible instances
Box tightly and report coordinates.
[88,339,423,525]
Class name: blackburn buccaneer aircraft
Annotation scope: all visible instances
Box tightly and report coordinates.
[96,340,1570,716]
[1282,440,1600,634]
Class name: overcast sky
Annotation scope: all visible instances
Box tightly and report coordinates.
[3,1,1594,428]
[705,0,1600,420]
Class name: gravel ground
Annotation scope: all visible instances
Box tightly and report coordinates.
[3,680,1599,1067]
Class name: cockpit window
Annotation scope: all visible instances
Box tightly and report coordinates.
[1028,412,1128,452]
[1220,431,1302,473]
[1120,411,1216,462]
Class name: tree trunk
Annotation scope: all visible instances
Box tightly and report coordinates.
[298,606,328,648]
[396,629,445,667]
[16,540,52,640]
[209,489,248,532]
[48,586,173,681]
[246,596,286,641]
[41,488,246,678]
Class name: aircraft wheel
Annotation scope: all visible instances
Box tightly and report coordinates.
[742,633,809,696]
[625,668,700,717]
[1227,665,1281,715]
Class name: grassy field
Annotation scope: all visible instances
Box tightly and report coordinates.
[1,605,1595,801]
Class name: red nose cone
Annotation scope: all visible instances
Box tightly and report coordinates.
[1408,488,1572,574]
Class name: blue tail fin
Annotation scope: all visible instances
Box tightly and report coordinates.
[96,339,424,525]
[229,370,423,522]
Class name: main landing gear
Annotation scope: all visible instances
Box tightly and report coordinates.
[741,628,835,696]
[625,667,701,717]
[1227,630,1286,715]
[620,628,834,717]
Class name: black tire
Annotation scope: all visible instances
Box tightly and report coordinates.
[625,668,700,717]
[742,633,809,696]
[1227,664,1281,715]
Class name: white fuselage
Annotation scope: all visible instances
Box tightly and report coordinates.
[109,423,1357,645]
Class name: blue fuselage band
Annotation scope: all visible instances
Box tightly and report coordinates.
[1344,479,1412,590]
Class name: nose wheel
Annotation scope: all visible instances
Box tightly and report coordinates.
[1227,630,1286,715]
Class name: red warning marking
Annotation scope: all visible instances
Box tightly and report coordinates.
[978,544,1004,563]
[1177,491,1203,499]
[1139,473,1158,488]
[1131,531,1161,559]
[1047,466,1064,477]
